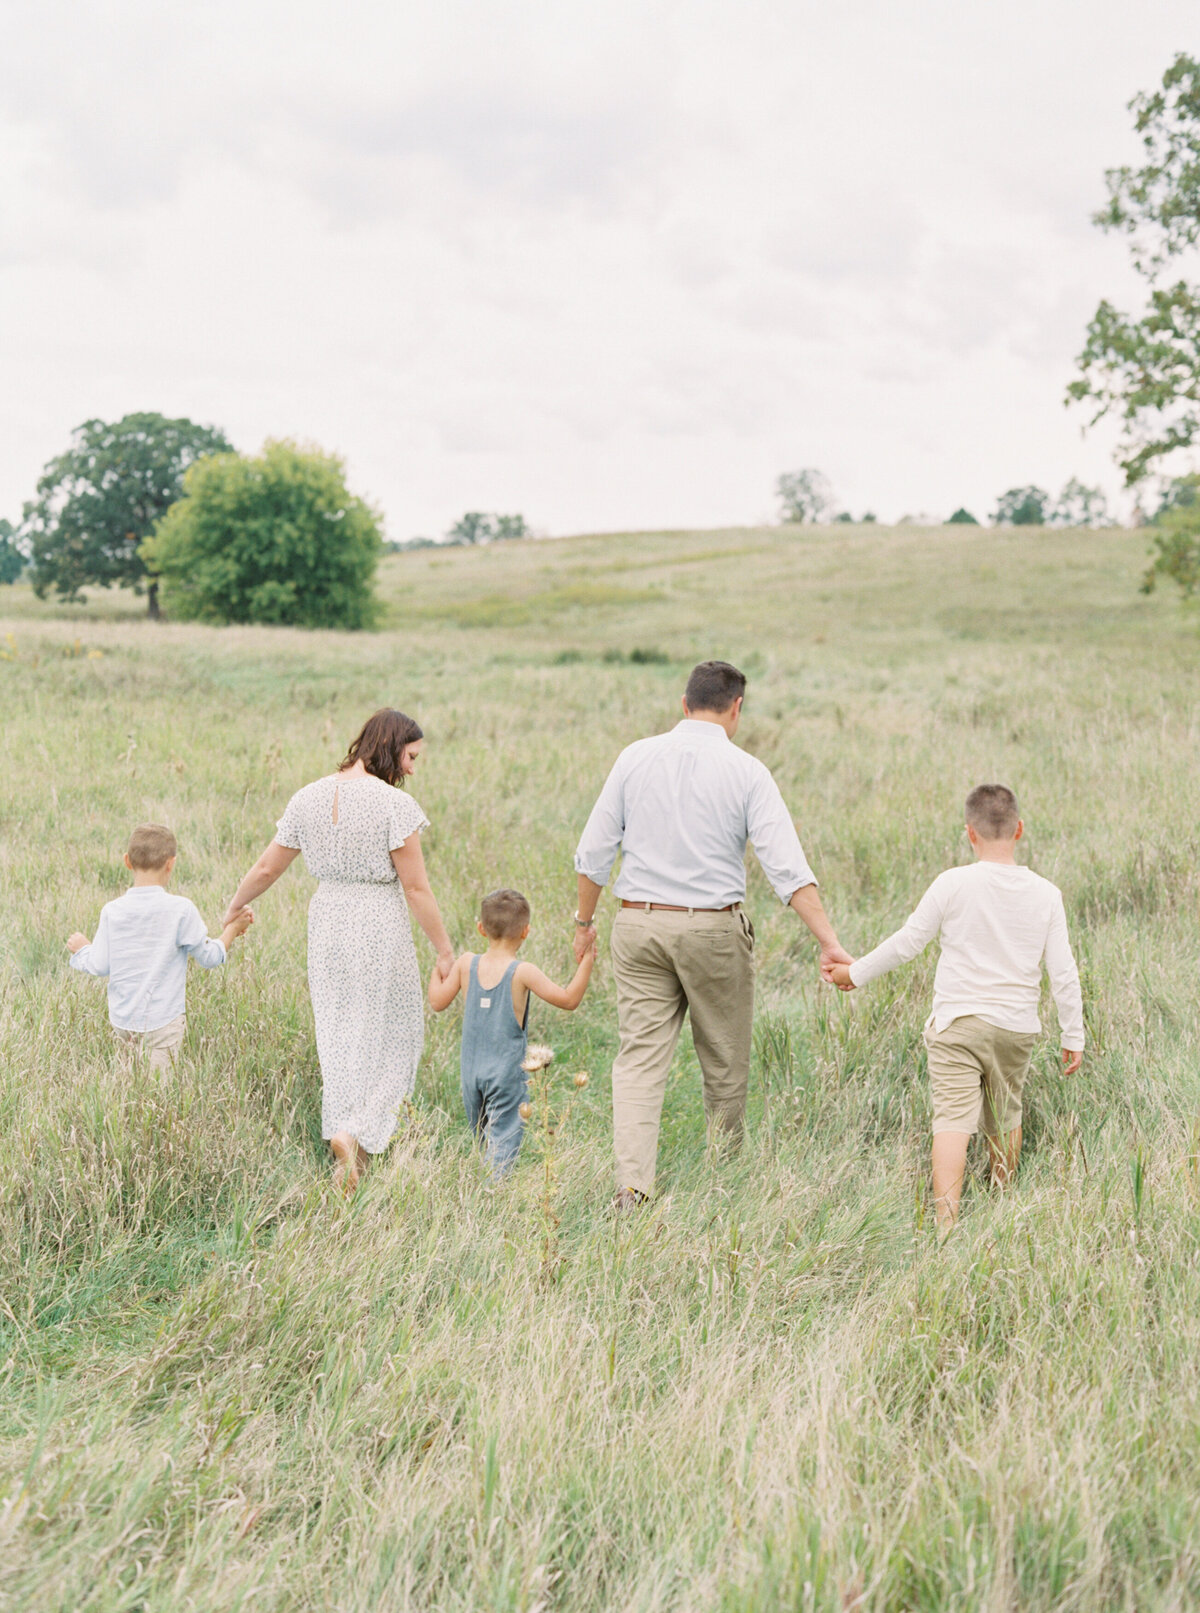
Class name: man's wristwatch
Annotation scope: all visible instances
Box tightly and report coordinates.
[573,911,595,928]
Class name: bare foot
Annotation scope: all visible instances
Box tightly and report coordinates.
[330,1132,361,1195]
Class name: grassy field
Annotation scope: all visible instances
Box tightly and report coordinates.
[2,521,1199,1611]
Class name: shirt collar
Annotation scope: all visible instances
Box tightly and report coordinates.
[675,718,730,741]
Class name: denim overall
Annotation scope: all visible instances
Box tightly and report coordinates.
[460,956,530,1174]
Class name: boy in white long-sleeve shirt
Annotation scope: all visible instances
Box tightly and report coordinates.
[828,785,1084,1231]
[68,823,253,1069]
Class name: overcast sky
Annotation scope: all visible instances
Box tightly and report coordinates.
[2,0,1194,537]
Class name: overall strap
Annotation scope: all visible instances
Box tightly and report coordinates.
[501,959,530,1030]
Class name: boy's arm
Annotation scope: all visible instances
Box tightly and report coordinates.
[516,944,595,1011]
[179,903,230,969]
[1044,893,1084,1060]
[220,909,254,951]
[848,880,947,988]
[68,909,110,976]
[428,953,467,1012]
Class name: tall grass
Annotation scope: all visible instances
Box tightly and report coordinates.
[2,522,1200,1610]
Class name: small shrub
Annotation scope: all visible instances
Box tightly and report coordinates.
[629,647,670,664]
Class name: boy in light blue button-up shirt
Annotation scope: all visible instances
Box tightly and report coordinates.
[68,822,253,1069]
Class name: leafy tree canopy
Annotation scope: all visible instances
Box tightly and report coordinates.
[1154,473,1200,519]
[1053,478,1111,527]
[1068,54,1200,485]
[947,507,980,525]
[145,440,382,629]
[992,487,1051,526]
[445,512,530,544]
[448,512,494,544]
[776,468,834,524]
[0,519,24,585]
[22,412,231,616]
[1141,473,1200,597]
[493,513,530,541]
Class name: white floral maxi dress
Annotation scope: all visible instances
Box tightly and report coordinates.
[274,775,431,1154]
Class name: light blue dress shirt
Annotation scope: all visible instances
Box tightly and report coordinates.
[574,718,817,908]
[69,885,227,1031]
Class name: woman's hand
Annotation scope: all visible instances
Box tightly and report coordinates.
[436,947,455,981]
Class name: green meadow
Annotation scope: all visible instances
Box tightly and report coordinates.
[2,520,1200,1611]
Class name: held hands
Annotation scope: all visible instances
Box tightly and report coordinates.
[818,940,854,986]
[1062,1047,1083,1077]
[573,922,597,964]
[219,908,255,950]
[67,932,89,954]
[826,960,856,991]
[436,948,455,982]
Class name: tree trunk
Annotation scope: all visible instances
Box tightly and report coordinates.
[147,579,161,620]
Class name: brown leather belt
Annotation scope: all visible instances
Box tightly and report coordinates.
[621,900,741,912]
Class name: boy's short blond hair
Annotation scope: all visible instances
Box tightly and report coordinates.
[127,823,178,870]
[965,785,1020,841]
[480,888,531,940]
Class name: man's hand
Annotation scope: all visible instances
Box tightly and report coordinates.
[1062,1047,1083,1077]
[573,923,597,964]
[67,932,89,954]
[827,960,856,991]
[818,940,854,982]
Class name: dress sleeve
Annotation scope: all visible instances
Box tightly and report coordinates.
[389,791,431,850]
[275,789,304,849]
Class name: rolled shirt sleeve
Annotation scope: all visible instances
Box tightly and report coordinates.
[745,764,817,903]
[178,901,227,970]
[574,756,627,887]
[69,907,112,977]
[1044,893,1085,1051]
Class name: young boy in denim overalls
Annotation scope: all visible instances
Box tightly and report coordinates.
[429,888,595,1174]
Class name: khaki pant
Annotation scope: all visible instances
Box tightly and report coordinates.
[610,906,755,1195]
[113,1013,186,1072]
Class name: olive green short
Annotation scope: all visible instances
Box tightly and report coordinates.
[923,1015,1036,1137]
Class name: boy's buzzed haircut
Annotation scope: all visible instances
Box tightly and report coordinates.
[480,888,531,940]
[684,660,746,713]
[965,785,1020,841]
[127,823,178,869]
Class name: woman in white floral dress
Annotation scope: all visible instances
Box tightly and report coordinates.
[225,710,454,1189]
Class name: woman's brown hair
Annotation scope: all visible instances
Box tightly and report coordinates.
[340,708,424,787]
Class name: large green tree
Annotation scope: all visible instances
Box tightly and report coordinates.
[23,412,232,617]
[145,440,382,629]
[1068,54,1200,485]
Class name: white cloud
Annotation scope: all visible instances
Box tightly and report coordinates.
[0,0,1193,538]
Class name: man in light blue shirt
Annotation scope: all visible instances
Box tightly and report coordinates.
[574,660,849,1206]
[68,822,252,1068]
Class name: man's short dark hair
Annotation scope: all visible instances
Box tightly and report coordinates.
[684,661,746,714]
[965,784,1020,840]
[480,888,531,940]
